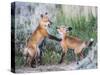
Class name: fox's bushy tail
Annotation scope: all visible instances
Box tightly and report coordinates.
[88,38,94,47]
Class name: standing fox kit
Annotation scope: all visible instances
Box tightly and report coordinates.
[56,26,94,64]
[24,12,61,68]
[24,12,53,67]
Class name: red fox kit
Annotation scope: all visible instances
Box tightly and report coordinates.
[56,26,94,64]
[23,12,61,67]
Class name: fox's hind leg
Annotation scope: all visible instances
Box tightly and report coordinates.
[31,47,40,68]
[75,54,79,64]
[39,39,46,65]
[23,48,30,67]
[74,49,81,64]
[36,47,40,66]
[80,51,84,60]
[24,53,29,67]
[27,55,33,67]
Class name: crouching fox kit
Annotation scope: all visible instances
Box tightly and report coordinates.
[56,26,94,64]
[23,12,61,68]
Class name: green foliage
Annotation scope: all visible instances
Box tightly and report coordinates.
[15,51,24,66]
[42,49,61,65]
[69,15,97,41]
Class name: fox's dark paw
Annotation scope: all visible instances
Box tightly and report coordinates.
[31,65,36,68]
[58,60,63,64]
[76,62,79,65]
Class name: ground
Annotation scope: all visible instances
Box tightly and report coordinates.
[16,63,76,73]
[15,44,97,73]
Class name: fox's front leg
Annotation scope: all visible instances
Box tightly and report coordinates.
[59,49,67,64]
[59,52,65,64]
[48,34,62,42]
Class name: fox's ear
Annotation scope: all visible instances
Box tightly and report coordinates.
[66,27,72,32]
[45,12,48,15]
[40,14,43,18]
[68,27,72,31]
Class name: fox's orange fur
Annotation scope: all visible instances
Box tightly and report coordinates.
[24,13,51,67]
[57,26,94,64]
